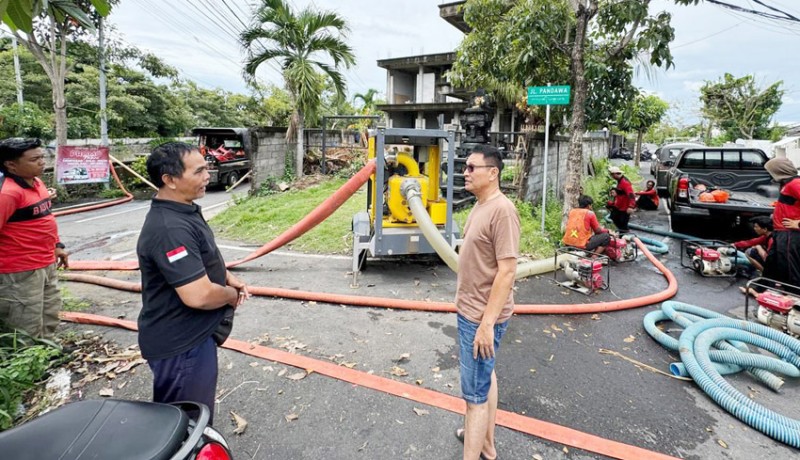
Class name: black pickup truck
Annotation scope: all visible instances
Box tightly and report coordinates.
[665,147,777,232]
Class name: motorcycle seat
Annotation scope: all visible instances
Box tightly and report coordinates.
[0,399,190,460]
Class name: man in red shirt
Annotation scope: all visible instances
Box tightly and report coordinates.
[562,195,611,255]
[606,166,635,233]
[763,157,800,291]
[635,180,659,211]
[0,138,68,339]
[733,216,772,273]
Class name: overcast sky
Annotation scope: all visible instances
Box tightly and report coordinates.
[109,0,800,125]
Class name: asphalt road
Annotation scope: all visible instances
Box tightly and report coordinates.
[52,166,799,460]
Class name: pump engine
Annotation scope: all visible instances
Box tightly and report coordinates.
[681,240,738,277]
[605,235,637,263]
[554,247,609,295]
[755,291,800,336]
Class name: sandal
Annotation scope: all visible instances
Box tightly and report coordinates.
[454,428,497,460]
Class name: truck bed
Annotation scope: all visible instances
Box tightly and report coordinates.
[687,190,775,214]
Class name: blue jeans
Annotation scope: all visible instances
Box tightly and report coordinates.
[458,314,509,404]
[148,336,218,425]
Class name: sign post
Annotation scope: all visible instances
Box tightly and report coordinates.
[527,84,571,232]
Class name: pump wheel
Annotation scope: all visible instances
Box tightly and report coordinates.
[226,171,240,188]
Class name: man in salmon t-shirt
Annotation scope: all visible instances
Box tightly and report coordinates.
[0,138,68,339]
[453,144,520,460]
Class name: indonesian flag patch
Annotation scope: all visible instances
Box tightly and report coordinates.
[166,246,188,263]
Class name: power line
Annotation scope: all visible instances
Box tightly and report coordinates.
[220,0,250,29]
[705,0,800,22]
[671,21,745,48]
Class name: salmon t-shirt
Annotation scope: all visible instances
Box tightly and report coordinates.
[455,193,520,324]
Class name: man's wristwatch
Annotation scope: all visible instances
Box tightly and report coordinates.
[55,242,66,249]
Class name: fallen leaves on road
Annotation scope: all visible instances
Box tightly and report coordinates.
[286,371,308,381]
[623,335,636,343]
[230,411,248,435]
[412,407,429,416]
[717,439,728,449]
[393,353,411,363]
[98,387,113,397]
[285,413,299,422]
[390,366,409,377]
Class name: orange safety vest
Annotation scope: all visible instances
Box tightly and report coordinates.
[562,208,593,248]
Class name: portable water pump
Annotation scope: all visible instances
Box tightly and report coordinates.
[744,278,800,337]
[605,234,637,263]
[681,239,738,277]
[554,247,609,295]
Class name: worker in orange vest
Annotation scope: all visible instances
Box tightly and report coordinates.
[562,195,612,255]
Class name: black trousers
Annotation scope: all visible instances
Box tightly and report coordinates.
[609,208,630,232]
[763,230,800,294]
[636,196,658,210]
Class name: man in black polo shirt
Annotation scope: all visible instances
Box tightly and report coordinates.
[137,142,249,424]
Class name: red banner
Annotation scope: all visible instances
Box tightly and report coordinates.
[56,146,110,185]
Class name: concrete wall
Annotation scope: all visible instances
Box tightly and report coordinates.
[521,134,608,203]
[249,127,291,192]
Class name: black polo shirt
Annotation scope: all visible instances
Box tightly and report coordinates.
[137,197,228,360]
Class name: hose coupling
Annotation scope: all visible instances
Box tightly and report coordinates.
[400,178,421,200]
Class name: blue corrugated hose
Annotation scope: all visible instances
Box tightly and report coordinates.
[644,302,800,447]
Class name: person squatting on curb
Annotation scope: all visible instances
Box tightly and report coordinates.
[136,142,250,425]
[454,144,520,460]
[0,138,68,340]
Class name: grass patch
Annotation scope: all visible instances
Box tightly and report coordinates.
[454,194,563,259]
[210,178,365,254]
[60,287,91,312]
[0,329,61,430]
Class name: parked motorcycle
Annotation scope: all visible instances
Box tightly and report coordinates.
[0,399,232,460]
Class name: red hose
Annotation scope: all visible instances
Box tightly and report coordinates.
[68,160,377,272]
[60,238,675,315]
[53,163,134,217]
[59,311,679,460]
[226,159,375,267]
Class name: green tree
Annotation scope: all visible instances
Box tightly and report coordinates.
[1,0,107,33]
[260,84,293,127]
[699,73,783,141]
[450,0,677,223]
[5,0,111,146]
[617,93,669,167]
[0,102,53,139]
[241,0,355,177]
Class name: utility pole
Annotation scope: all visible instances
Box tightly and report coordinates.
[98,16,108,147]
[12,35,24,111]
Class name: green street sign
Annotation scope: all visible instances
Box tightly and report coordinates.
[527,85,571,105]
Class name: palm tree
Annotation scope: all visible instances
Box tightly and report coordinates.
[353,88,379,113]
[241,0,355,178]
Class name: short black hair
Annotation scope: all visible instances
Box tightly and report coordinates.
[646,179,655,187]
[578,195,593,208]
[750,215,773,232]
[147,142,198,188]
[0,138,42,173]
[470,144,504,172]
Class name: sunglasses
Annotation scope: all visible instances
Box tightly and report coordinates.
[465,164,496,173]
